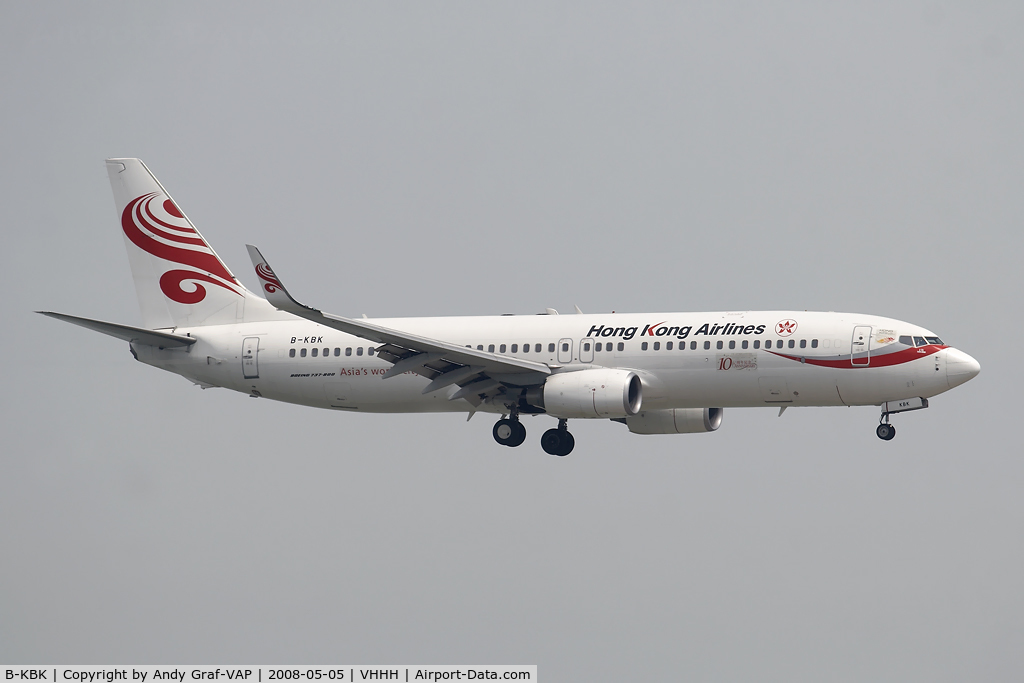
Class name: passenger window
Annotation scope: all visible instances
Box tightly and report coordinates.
[641,342,649,351]
[357,347,363,356]
[562,343,569,352]
[535,344,542,353]
[289,349,296,358]
[595,342,602,352]
[311,348,318,357]
[800,339,806,349]
[323,348,329,356]
[523,342,530,352]
[653,342,660,350]
[477,345,483,350]
[811,339,818,348]
[617,342,624,351]
[300,348,307,357]
[914,336,927,347]
[334,348,340,356]
[500,344,506,353]
[511,344,518,353]
[716,341,723,350]
[691,341,697,350]
[704,341,711,350]
[488,344,495,352]
[346,347,352,356]
[788,340,795,348]
[666,342,673,350]
[729,340,735,349]
[741,340,748,349]
[925,336,943,345]
[583,343,591,352]
[753,340,760,349]
[899,335,913,346]
[548,343,555,353]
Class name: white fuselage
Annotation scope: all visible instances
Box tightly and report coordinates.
[132,310,972,416]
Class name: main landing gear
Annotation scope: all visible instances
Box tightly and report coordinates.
[493,415,527,447]
[540,419,575,457]
[492,410,575,455]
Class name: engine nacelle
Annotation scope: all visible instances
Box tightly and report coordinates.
[543,368,642,419]
[619,408,723,434]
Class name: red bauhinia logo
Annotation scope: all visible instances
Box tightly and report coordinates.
[776,319,798,336]
[121,192,242,304]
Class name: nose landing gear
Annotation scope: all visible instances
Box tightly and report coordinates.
[541,419,575,456]
[875,397,928,440]
[876,422,896,441]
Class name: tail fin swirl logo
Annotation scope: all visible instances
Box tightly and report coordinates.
[121,192,242,304]
[255,262,282,294]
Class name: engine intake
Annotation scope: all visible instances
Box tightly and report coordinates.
[617,408,723,434]
[543,368,642,419]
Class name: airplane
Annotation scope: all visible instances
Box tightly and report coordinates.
[39,159,981,455]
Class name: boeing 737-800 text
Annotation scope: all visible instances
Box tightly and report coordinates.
[40,159,980,455]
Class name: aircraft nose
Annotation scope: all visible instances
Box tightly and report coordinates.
[945,348,981,388]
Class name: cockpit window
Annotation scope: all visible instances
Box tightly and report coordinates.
[913,336,927,347]
[925,336,943,345]
[899,335,913,346]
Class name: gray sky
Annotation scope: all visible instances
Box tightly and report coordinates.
[2,3,1022,680]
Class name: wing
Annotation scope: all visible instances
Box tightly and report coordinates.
[245,246,550,405]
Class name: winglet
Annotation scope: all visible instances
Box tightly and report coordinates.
[245,245,318,317]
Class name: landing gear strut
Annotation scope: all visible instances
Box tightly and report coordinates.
[541,419,575,456]
[493,407,526,447]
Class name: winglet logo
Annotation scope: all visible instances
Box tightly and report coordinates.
[255,262,282,294]
[121,192,242,304]
[776,319,798,336]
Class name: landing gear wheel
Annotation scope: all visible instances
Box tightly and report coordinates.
[493,419,516,446]
[555,431,575,456]
[540,427,575,456]
[508,421,527,447]
[540,429,563,455]
[876,423,896,441]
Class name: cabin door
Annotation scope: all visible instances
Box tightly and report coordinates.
[242,337,260,379]
[851,326,871,366]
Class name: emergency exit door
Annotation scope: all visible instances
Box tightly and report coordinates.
[242,337,260,378]
[557,338,574,364]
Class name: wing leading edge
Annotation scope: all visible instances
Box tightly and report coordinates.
[245,246,551,405]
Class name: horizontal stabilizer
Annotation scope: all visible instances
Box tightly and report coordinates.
[37,311,197,347]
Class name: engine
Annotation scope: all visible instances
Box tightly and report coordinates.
[617,408,723,434]
[542,368,643,419]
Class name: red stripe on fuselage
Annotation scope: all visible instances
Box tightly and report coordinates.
[769,345,947,368]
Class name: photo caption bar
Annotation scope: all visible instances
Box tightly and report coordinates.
[2,667,536,683]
